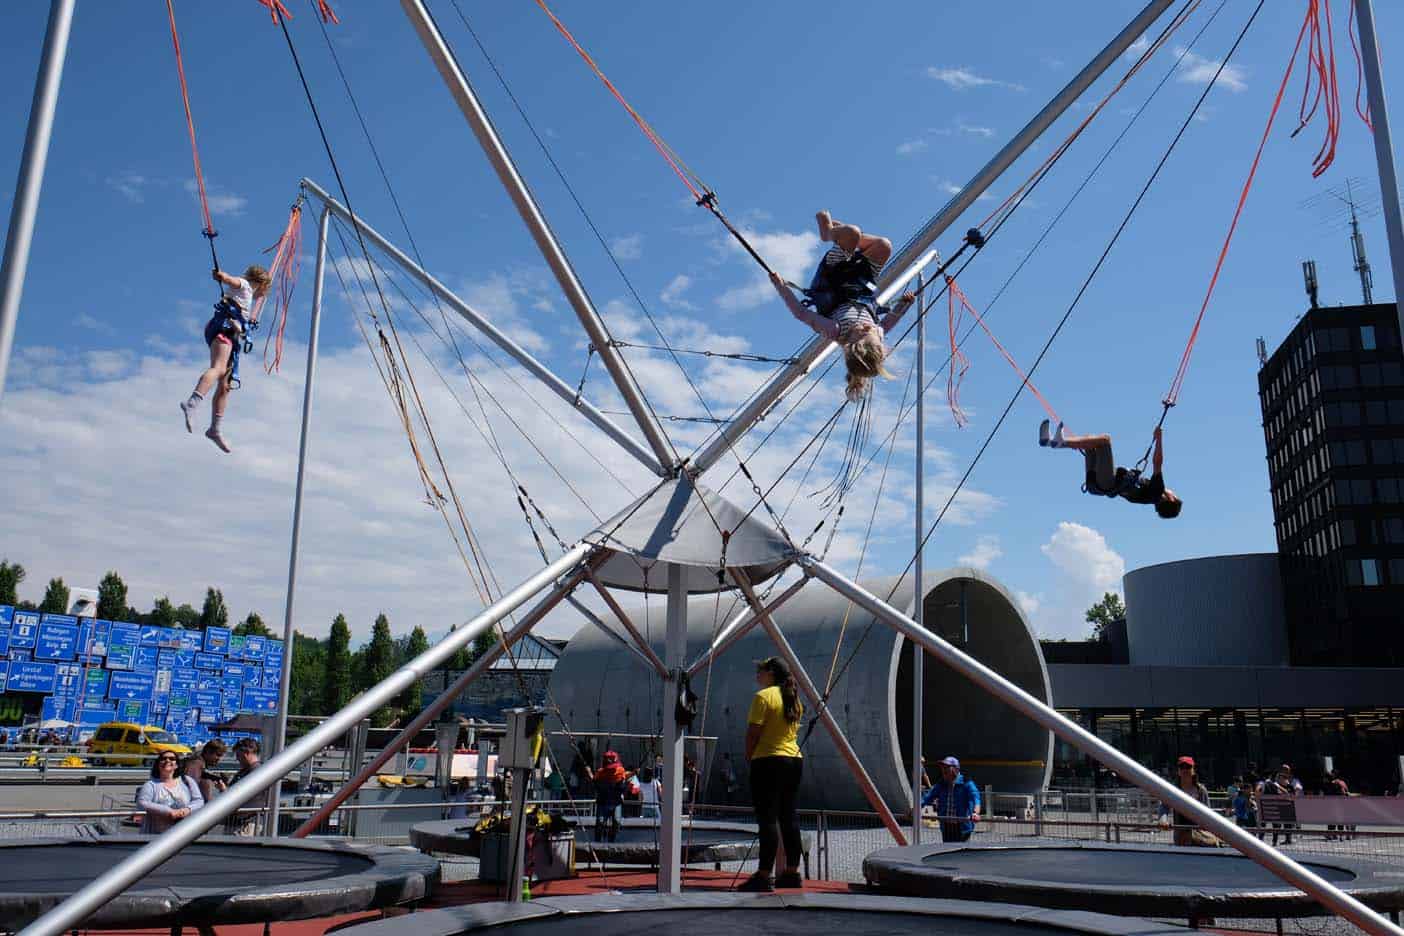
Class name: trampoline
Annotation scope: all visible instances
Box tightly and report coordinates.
[334,893,1191,936]
[411,817,805,867]
[0,836,440,931]
[863,839,1404,922]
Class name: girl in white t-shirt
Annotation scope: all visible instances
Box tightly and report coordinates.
[180,264,271,453]
[632,765,663,819]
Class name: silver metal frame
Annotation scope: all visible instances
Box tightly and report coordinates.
[399,0,677,473]
[1354,0,1404,339]
[688,0,1176,475]
[0,0,75,406]
[657,564,687,892]
[19,544,595,936]
[684,576,809,679]
[732,569,907,845]
[802,556,1404,936]
[566,594,669,675]
[911,275,926,843]
[268,205,331,836]
[586,569,670,679]
[298,178,665,476]
[290,551,604,839]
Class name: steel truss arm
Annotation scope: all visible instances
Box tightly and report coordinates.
[803,556,1404,936]
[731,568,907,846]
[685,575,809,679]
[690,0,1176,475]
[21,544,597,936]
[300,178,665,476]
[566,594,669,676]
[399,0,677,474]
[292,549,607,838]
[586,567,671,679]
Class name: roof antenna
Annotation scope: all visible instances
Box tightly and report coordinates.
[1256,336,1268,366]
[1345,180,1374,304]
[1302,259,1319,310]
[1300,177,1382,306]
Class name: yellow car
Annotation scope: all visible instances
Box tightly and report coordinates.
[85,722,191,767]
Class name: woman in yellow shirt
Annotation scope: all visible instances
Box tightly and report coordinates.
[738,657,804,892]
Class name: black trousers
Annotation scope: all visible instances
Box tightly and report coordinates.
[750,755,803,873]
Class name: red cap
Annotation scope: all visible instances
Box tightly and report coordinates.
[1176,756,1195,768]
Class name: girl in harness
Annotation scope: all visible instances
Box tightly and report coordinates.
[180,265,270,453]
[769,211,915,400]
[1041,422,1182,518]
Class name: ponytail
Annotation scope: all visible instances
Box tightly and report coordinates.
[758,657,803,723]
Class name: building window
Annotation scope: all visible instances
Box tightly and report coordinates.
[1391,400,1404,423]
[1372,439,1395,464]
[1363,558,1382,587]
[1384,518,1404,543]
[1379,478,1404,503]
[1361,325,1377,351]
[1367,401,1389,425]
[1391,558,1404,585]
[1383,362,1403,386]
[1353,479,1374,503]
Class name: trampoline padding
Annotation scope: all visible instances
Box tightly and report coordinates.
[863,839,1404,919]
[0,836,440,929]
[338,893,1192,936]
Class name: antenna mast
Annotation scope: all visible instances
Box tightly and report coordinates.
[1346,180,1375,304]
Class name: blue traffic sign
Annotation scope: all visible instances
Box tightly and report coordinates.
[117,700,150,724]
[107,623,140,670]
[194,652,223,671]
[0,605,11,626]
[84,668,110,697]
[0,626,9,657]
[240,686,279,713]
[170,667,197,690]
[35,619,79,661]
[7,661,57,693]
[109,671,155,702]
[10,611,39,649]
[203,626,230,655]
[78,704,115,726]
[244,636,267,661]
[133,646,159,674]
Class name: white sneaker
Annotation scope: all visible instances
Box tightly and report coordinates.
[180,399,195,433]
[1039,419,1051,447]
[205,427,231,454]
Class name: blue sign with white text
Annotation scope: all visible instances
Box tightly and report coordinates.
[0,605,11,625]
[203,627,230,655]
[7,661,57,693]
[109,671,155,702]
[240,686,279,713]
[42,695,75,722]
[10,611,39,649]
[170,667,197,690]
[85,668,110,697]
[52,663,82,695]
[180,629,203,651]
[107,623,141,670]
[133,646,159,674]
[244,636,267,661]
[79,704,115,725]
[0,662,7,693]
[0,626,9,657]
[228,634,248,660]
[117,700,150,724]
[35,620,79,661]
[194,652,223,671]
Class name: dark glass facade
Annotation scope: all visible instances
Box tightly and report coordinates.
[1257,303,1404,665]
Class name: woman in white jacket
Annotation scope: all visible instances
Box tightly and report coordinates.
[136,751,205,834]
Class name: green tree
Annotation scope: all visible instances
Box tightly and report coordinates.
[148,596,177,628]
[0,560,26,606]
[323,614,353,713]
[173,603,200,629]
[235,611,273,637]
[96,571,128,621]
[1085,592,1127,642]
[470,627,499,664]
[39,577,70,615]
[362,614,399,726]
[397,625,430,717]
[199,588,229,630]
[445,623,472,671]
[290,631,327,715]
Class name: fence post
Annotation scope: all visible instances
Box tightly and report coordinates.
[985,785,993,825]
[1091,785,1100,825]
[1034,790,1044,837]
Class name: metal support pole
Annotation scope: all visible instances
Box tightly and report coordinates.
[0,0,75,406]
[684,577,809,679]
[657,564,686,893]
[1354,0,1404,334]
[802,556,1404,936]
[911,274,926,844]
[566,595,667,675]
[21,545,595,936]
[586,569,670,679]
[506,765,531,901]
[298,178,664,476]
[731,569,907,846]
[691,0,1175,475]
[267,206,330,837]
[292,555,601,837]
[398,0,677,473]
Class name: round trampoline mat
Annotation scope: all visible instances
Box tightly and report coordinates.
[863,839,1404,919]
[337,893,1192,936]
[0,836,440,930]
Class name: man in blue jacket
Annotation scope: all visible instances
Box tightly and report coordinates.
[921,755,981,843]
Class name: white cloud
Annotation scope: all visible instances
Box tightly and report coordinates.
[1124,35,1151,63]
[716,228,822,312]
[183,179,247,217]
[958,534,1002,570]
[610,234,643,261]
[927,67,1025,92]
[1015,590,1042,618]
[957,123,994,138]
[934,179,995,202]
[896,139,929,156]
[659,274,698,311]
[1175,47,1247,93]
[106,173,149,203]
[1030,522,1125,639]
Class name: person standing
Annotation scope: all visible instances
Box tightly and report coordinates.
[738,657,804,893]
[223,738,262,836]
[592,750,631,842]
[633,766,663,819]
[921,756,981,843]
[137,751,205,833]
[1159,756,1215,847]
[1258,764,1302,846]
[184,739,228,804]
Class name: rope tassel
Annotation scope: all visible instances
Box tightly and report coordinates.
[258,200,305,374]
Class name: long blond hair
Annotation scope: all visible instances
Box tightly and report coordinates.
[244,264,272,297]
[843,329,891,400]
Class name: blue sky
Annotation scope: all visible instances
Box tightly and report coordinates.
[1,1,1401,643]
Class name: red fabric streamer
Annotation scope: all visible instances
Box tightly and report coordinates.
[165,0,214,239]
[1165,5,1315,408]
[254,0,338,25]
[946,284,972,428]
[1292,0,1341,178]
[257,202,305,375]
[946,276,1061,426]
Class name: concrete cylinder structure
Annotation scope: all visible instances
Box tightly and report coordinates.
[547,569,1053,812]
[1124,553,1290,666]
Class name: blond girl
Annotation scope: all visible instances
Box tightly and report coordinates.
[180,265,270,452]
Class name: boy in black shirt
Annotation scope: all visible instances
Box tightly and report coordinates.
[1041,423,1182,518]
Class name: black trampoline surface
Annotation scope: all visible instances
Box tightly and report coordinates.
[0,836,440,930]
[863,839,1404,919]
[338,893,1192,936]
[412,818,799,865]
